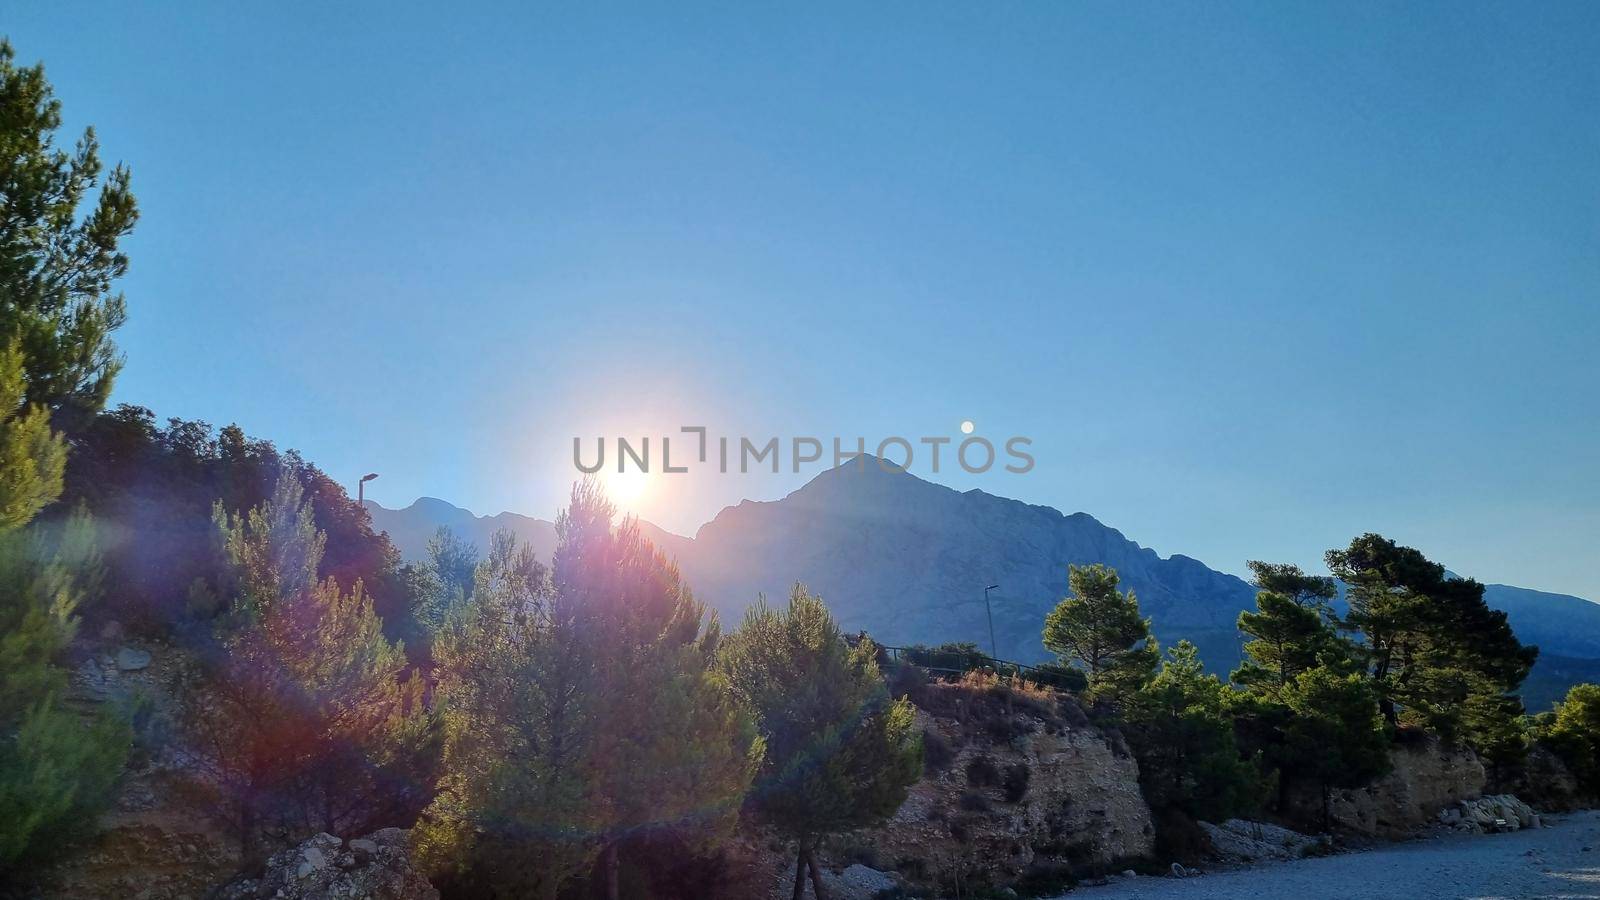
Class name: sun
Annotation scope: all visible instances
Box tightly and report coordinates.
[603,467,651,512]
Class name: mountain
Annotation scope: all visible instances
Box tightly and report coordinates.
[369,496,558,563]
[366,460,1600,706]
[366,497,691,579]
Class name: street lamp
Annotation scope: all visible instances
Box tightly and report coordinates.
[984,584,1000,661]
[357,472,379,507]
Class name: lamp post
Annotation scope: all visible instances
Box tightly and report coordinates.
[984,584,1000,661]
[357,472,379,508]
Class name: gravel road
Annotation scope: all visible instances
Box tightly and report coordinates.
[1064,810,1600,900]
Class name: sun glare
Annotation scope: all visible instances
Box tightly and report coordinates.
[604,468,651,512]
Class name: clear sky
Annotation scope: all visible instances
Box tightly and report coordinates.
[7,2,1598,598]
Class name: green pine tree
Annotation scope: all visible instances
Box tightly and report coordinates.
[1540,684,1600,798]
[1126,641,1267,822]
[1042,564,1159,707]
[0,510,128,872]
[1233,590,1354,696]
[1276,666,1390,830]
[418,484,759,900]
[718,586,921,900]
[0,40,138,424]
[1327,534,1535,743]
[0,345,128,872]
[181,476,438,857]
[1245,560,1337,618]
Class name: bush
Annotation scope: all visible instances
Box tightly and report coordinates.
[888,660,929,700]
[910,671,1061,745]
[965,754,1001,788]
[922,727,954,774]
[1026,662,1088,693]
[1151,808,1213,865]
[902,642,991,675]
[958,791,991,812]
[1011,861,1077,898]
[1002,762,1031,803]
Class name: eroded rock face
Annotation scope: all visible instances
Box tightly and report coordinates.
[216,829,437,900]
[838,678,1154,889]
[1509,745,1583,811]
[21,639,241,900]
[1306,740,1487,838]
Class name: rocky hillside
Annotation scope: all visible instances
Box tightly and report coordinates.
[368,460,1600,696]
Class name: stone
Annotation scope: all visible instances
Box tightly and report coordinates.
[216,829,437,900]
[835,864,897,894]
[1200,819,1320,863]
[115,647,152,671]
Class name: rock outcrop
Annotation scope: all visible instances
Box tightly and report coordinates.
[216,829,437,900]
[23,638,241,900]
[831,672,1154,891]
[1299,739,1487,837]
[1508,745,1584,811]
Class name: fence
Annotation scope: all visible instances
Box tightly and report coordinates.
[858,640,1085,690]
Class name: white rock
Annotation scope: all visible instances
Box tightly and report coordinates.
[116,647,152,671]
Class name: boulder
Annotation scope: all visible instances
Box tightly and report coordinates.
[116,646,153,671]
[217,828,437,900]
[1199,819,1322,863]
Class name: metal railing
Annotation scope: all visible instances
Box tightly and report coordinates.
[851,638,1081,689]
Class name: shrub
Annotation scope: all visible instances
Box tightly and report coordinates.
[1027,662,1088,694]
[965,754,1001,788]
[922,727,954,774]
[1002,763,1031,803]
[1151,808,1212,865]
[959,791,991,812]
[1012,861,1077,898]
[888,660,929,700]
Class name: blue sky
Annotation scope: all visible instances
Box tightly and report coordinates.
[8,2,1598,598]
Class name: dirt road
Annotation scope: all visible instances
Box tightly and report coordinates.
[1066,810,1600,900]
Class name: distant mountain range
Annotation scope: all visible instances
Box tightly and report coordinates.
[366,459,1599,710]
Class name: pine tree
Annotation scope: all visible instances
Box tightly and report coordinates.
[1125,641,1266,822]
[718,586,921,900]
[1245,560,1337,617]
[1041,564,1159,707]
[0,344,128,871]
[555,488,759,900]
[181,476,437,857]
[414,530,591,899]
[1276,666,1390,829]
[1541,684,1600,797]
[1327,534,1535,739]
[0,511,128,872]
[0,38,135,876]
[397,525,479,646]
[417,485,759,900]
[0,40,137,424]
[1233,590,1353,696]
